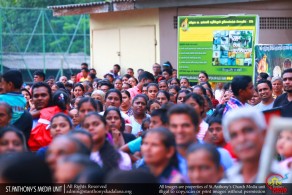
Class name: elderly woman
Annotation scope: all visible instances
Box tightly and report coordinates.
[91,89,105,104]
[0,102,12,128]
[271,76,283,98]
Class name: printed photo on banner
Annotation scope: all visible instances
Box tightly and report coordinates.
[212,30,253,67]
[255,44,292,81]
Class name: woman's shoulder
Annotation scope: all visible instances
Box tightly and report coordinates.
[160,165,188,184]
[118,150,132,170]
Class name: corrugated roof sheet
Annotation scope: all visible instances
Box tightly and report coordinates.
[48,0,135,9]
[48,2,107,9]
[112,0,136,2]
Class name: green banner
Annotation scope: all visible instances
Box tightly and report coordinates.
[255,44,292,81]
[178,15,258,82]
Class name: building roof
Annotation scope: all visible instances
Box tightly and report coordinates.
[48,0,136,10]
[48,0,136,16]
[48,0,269,16]
[48,2,108,9]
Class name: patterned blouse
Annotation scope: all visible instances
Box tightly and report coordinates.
[223,97,244,115]
[158,165,188,184]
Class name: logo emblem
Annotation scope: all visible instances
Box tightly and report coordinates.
[266,173,288,194]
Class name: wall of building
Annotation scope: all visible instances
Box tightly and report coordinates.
[159,0,292,69]
[159,8,178,68]
[90,8,160,78]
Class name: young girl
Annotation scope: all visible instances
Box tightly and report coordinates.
[135,117,151,138]
[128,77,138,87]
[49,113,73,138]
[158,80,168,91]
[36,113,73,158]
[114,78,123,91]
[0,126,27,154]
[169,78,180,87]
[184,93,208,141]
[202,94,213,118]
[146,83,159,100]
[147,99,161,114]
[104,107,135,148]
[21,88,32,110]
[77,97,98,125]
[168,85,180,104]
[141,117,150,132]
[69,128,93,151]
[103,89,132,132]
[141,127,186,183]
[187,143,224,183]
[206,88,219,108]
[156,90,170,106]
[205,117,237,159]
[198,71,209,84]
[130,94,150,136]
[192,85,207,96]
[276,130,292,169]
[73,83,85,98]
[176,90,191,104]
[120,90,133,116]
[122,74,131,84]
[180,78,190,88]
[82,112,131,171]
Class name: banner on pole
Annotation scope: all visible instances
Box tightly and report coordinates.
[255,44,292,81]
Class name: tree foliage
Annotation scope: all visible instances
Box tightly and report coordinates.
[0,0,102,54]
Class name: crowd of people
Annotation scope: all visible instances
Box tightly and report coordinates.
[0,61,291,185]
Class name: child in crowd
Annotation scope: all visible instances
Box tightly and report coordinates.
[276,130,292,170]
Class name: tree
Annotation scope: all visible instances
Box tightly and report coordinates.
[1,0,96,54]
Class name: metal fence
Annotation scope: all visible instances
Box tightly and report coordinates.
[0,7,90,82]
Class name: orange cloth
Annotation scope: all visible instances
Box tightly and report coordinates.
[224,142,238,159]
[28,106,67,151]
[76,72,82,82]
